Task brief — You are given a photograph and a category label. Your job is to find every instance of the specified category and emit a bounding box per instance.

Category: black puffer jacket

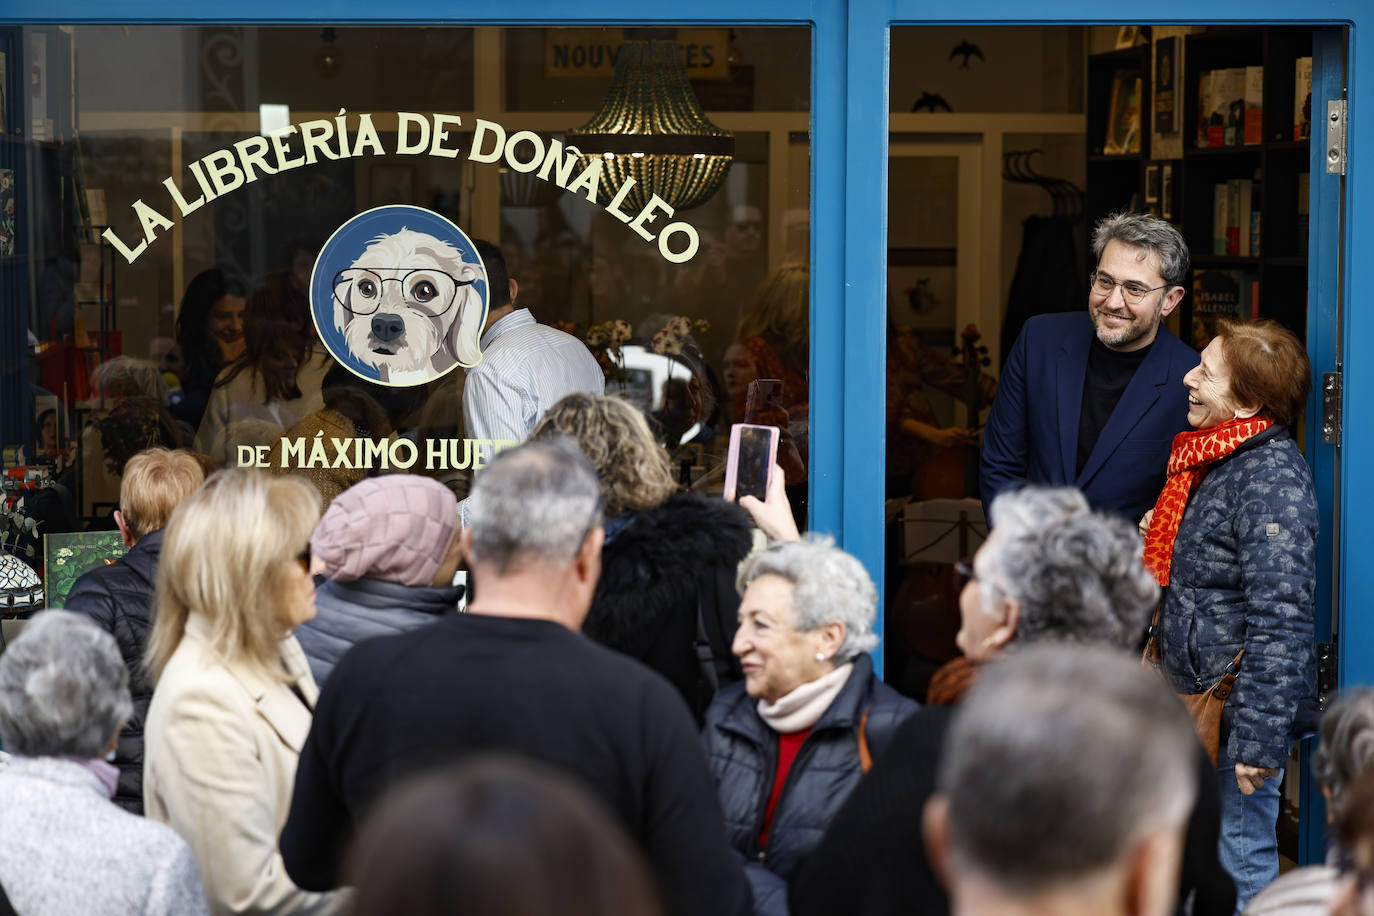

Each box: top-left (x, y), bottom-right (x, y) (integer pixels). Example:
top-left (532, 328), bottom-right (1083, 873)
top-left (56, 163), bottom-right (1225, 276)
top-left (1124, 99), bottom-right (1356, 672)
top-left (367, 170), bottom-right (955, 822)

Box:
top-left (295, 577), bottom-right (463, 687)
top-left (587, 493), bottom-right (754, 723)
top-left (701, 653), bottom-right (918, 882)
top-left (64, 530), bottom-right (162, 814)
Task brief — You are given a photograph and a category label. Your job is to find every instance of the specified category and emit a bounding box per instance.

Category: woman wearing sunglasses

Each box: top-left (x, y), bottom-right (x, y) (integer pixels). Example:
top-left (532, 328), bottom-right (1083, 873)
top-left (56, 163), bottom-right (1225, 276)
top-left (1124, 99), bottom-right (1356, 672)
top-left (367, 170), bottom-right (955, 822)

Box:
top-left (143, 468), bottom-right (345, 915)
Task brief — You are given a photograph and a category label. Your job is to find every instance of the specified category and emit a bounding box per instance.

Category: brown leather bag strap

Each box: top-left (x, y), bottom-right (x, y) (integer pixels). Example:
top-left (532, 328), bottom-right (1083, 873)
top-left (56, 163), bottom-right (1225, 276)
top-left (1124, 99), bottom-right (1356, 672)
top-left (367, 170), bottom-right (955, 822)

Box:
top-left (858, 708), bottom-right (873, 774)
top-left (1212, 649), bottom-right (1245, 701)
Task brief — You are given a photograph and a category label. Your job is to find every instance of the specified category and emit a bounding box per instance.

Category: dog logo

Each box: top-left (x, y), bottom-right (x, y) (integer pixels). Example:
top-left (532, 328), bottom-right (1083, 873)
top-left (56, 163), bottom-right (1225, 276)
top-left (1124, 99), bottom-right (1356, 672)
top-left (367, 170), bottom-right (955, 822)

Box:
top-left (310, 206), bottom-right (489, 386)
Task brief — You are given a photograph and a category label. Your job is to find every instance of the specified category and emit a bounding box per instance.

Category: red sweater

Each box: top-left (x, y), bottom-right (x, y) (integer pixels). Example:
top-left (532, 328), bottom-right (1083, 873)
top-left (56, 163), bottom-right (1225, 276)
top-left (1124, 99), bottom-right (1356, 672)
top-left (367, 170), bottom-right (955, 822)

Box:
top-left (759, 728), bottom-right (811, 849)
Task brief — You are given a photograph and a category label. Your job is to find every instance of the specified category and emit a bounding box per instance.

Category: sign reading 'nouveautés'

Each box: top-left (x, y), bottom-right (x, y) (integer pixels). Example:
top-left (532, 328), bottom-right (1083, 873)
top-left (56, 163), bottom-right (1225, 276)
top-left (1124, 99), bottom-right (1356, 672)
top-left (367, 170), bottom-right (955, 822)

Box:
top-left (544, 29), bottom-right (730, 79)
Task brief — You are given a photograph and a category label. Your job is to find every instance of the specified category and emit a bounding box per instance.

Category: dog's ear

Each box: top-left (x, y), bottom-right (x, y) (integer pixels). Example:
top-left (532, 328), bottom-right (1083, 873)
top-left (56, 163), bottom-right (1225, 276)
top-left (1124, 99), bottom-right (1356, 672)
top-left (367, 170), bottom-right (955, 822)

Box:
top-left (446, 284), bottom-right (487, 367)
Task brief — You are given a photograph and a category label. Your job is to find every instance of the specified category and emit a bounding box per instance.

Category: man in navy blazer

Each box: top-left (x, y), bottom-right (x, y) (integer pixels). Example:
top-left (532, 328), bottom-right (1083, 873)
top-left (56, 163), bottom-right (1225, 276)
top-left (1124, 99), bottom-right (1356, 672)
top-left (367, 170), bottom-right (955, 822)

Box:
top-left (981, 212), bottom-right (1198, 523)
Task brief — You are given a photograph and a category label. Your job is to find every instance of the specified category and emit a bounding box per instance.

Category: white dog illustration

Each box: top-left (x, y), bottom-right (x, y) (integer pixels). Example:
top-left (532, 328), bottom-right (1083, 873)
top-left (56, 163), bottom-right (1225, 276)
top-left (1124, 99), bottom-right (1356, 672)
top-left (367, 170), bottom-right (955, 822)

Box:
top-left (333, 228), bottom-right (487, 384)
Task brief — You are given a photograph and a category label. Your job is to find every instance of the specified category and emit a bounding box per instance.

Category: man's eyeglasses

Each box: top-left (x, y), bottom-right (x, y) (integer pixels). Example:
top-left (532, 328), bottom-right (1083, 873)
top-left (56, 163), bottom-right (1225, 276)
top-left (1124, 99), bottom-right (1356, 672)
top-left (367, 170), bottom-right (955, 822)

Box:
top-left (333, 268), bottom-right (477, 318)
top-left (954, 559), bottom-right (976, 591)
top-left (1089, 270), bottom-right (1170, 306)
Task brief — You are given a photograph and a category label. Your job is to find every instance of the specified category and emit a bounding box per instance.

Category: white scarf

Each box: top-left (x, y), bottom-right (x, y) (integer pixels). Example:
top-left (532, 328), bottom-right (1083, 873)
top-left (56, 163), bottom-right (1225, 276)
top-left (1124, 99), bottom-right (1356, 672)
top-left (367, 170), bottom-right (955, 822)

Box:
top-left (756, 662), bottom-right (854, 734)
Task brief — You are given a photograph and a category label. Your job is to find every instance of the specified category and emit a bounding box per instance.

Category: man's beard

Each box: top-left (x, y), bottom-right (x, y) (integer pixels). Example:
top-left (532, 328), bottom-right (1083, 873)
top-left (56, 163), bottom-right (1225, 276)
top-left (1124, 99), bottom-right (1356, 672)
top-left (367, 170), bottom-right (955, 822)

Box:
top-left (1090, 299), bottom-right (1161, 349)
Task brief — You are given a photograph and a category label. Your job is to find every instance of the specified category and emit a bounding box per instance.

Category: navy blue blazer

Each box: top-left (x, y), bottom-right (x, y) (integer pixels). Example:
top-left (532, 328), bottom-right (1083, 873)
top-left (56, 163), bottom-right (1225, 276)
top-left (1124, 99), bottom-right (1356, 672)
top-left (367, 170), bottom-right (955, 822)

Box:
top-left (980, 311), bottom-right (1198, 521)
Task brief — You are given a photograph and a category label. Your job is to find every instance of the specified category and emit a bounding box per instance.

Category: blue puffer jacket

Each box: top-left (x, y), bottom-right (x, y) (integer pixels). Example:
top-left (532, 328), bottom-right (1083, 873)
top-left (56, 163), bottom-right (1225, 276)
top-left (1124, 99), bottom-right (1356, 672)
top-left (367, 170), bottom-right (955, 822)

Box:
top-left (1159, 425), bottom-right (1318, 770)
top-left (701, 653), bottom-right (917, 884)
top-left (295, 577), bottom-right (463, 686)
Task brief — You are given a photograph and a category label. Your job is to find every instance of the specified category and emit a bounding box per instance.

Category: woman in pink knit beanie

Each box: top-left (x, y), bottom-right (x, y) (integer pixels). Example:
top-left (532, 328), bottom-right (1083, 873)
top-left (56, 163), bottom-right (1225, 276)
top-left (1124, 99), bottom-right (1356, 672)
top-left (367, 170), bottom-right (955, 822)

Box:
top-left (294, 475), bottom-right (464, 685)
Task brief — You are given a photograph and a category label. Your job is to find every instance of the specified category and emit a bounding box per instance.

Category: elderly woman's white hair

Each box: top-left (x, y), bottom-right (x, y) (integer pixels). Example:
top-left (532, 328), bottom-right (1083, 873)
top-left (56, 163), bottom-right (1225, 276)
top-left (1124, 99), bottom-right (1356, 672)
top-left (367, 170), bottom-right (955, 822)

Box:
top-left (737, 536), bottom-right (879, 662)
top-left (0, 611), bottom-right (132, 758)
top-left (978, 487), bottom-right (1158, 651)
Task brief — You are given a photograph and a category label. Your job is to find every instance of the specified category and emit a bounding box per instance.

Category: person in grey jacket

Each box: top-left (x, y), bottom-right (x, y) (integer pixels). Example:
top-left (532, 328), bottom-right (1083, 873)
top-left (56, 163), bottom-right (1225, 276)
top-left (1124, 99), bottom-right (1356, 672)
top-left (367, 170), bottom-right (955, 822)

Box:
top-left (0, 611), bottom-right (208, 915)
top-left (1141, 317), bottom-right (1319, 912)
top-left (701, 538), bottom-right (916, 909)
top-left (295, 474), bottom-right (465, 686)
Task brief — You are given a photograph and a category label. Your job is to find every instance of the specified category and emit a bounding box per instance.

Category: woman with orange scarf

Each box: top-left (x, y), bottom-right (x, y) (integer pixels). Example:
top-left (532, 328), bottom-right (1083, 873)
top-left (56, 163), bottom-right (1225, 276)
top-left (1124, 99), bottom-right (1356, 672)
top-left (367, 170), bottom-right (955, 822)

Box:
top-left (1141, 317), bottom-right (1318, 913)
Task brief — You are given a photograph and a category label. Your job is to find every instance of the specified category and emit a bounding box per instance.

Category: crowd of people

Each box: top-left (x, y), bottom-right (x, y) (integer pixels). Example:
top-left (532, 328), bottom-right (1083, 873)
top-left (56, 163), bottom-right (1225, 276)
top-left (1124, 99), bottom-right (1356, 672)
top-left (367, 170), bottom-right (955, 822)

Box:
top-left (0, 209), bottom-right (1361, 916)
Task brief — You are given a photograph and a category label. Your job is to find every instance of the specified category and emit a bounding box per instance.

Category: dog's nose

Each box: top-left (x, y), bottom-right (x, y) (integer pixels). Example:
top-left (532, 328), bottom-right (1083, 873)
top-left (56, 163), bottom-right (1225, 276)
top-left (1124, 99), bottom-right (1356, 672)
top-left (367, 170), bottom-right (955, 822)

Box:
top-left (372, 313), bottom-right (406, 342)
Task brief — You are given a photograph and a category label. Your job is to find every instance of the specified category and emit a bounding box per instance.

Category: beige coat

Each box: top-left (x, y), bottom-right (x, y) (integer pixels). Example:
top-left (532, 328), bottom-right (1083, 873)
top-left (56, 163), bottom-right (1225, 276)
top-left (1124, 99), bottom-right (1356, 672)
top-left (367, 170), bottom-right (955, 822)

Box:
top-left (143, 613), bottom-right (345, 916)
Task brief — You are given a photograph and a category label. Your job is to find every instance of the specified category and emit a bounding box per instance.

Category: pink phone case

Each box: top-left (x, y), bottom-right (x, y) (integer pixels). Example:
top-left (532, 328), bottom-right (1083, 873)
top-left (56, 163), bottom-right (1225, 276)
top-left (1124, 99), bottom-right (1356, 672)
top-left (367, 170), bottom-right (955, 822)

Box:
top-left (724, 423), bottom-right (780, 502)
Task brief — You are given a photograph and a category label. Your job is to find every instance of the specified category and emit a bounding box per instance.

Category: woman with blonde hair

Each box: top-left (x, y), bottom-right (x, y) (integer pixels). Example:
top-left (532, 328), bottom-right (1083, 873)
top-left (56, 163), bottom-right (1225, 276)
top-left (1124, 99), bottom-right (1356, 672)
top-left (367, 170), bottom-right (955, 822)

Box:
top-left (531, 393), bottom-right (753, 723)
top-left (143, 468), bottom-right (345, 915)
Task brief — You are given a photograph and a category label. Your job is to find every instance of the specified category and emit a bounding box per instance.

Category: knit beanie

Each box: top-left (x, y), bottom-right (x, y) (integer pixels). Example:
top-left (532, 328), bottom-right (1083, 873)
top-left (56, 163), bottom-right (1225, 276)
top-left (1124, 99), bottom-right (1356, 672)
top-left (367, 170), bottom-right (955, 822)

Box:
top-left (310, 475), bottom-right (459, 586)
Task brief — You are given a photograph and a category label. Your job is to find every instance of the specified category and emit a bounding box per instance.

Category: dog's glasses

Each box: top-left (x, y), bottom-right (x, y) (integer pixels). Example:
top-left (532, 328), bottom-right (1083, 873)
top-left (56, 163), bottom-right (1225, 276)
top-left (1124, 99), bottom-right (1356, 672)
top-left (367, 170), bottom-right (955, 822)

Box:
top-left (332, 268), bottom-right (478, 318)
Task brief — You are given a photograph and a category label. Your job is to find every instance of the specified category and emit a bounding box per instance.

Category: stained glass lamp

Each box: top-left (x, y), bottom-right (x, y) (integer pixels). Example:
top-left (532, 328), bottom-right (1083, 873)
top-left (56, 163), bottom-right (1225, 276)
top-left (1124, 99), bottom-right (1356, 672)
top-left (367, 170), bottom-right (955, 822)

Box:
top-left (567, 40), bottom-right (734, 213)
top-left (0, 553), bottom-right (42, 610)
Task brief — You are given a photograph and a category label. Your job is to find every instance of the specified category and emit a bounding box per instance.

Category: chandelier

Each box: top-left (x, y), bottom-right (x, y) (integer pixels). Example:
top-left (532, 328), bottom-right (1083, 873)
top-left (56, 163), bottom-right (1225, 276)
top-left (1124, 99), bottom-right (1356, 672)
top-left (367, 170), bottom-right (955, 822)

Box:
top-left (567, 40), bottom-right (734, 213)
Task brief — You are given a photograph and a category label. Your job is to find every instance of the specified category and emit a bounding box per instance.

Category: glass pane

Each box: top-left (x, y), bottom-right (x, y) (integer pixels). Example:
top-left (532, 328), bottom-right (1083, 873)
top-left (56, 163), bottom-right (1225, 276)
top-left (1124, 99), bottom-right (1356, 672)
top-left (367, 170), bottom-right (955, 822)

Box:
top-left (0, 24), bottom-right (811, 583)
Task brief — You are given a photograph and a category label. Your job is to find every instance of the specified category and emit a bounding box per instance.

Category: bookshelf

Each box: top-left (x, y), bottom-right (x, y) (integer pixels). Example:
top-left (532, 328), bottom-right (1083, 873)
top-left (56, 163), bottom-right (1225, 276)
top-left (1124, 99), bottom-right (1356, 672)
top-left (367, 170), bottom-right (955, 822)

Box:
top-left (1086, 27), bottom-right (1313, 347)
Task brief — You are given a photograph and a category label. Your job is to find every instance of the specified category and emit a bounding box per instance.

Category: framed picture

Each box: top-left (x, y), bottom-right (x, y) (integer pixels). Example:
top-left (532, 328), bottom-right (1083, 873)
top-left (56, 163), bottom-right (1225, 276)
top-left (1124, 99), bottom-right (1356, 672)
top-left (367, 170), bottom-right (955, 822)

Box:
top-left (1115, 26), bottom-right (1141, 50)
top-left (1145, 164), bottom-right (1161, 204)
top-left (43, 530), bottom-right (129, 609)
top-left (1161, 163), bottom-right (1175, 220)
top-left (369, 163), bottom-right (415, 208)
top-left (1103, 72), bottom-right (1143, 155)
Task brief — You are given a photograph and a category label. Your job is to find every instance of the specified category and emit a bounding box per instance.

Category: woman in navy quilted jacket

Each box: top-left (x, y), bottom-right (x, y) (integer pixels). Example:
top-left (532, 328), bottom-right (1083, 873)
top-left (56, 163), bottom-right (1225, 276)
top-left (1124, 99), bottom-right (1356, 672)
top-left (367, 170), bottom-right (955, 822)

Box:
top-left (1141, 317), bottom-right (1318, 913)
top-left (701, 538), bottom-right (916, 913)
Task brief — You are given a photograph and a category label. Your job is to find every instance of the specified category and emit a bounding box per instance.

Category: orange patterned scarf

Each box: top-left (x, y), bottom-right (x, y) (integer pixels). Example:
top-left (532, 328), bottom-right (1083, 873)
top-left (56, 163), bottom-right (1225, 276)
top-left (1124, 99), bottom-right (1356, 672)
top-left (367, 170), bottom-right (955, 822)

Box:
top-left (1142, 416), bottom-right (1273, 586)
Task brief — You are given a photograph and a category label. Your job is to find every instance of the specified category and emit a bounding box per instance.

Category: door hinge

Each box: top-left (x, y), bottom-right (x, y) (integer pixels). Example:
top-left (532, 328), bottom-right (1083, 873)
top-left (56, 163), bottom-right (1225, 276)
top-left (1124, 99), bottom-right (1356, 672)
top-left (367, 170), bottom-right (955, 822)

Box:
top-left (1322, 371), bottom-right (1342, 445)
top-left (1318, 641), bottom-right (1338, 710)
top-left (1327, 100), bottom-right (1347, 175)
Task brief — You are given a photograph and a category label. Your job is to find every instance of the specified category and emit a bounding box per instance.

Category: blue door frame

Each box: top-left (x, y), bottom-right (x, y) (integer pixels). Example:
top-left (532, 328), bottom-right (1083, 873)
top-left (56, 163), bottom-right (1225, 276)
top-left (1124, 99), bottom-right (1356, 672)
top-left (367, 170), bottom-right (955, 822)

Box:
top-left (7, 0), bottom-right (1367, 860)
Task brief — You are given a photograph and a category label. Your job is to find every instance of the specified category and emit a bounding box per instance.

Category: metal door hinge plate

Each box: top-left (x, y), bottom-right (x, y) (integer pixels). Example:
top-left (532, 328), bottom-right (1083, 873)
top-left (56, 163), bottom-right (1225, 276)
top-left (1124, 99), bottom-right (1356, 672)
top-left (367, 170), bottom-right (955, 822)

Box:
top-left (1327, 100), bottom-right (1347, 175)
top-left (1318, 642), bottom-right (1337, 710)
top-left (1322, 372), bottom-right (1342, 445)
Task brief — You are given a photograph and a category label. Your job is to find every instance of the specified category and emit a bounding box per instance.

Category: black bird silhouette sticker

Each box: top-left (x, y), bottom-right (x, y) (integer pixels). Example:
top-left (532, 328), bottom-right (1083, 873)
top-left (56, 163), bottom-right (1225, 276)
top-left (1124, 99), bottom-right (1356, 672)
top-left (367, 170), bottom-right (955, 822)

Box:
top-left (949, 40), bottom-right (985, 69)
top-left (912, 92), bottom-right (953, 113)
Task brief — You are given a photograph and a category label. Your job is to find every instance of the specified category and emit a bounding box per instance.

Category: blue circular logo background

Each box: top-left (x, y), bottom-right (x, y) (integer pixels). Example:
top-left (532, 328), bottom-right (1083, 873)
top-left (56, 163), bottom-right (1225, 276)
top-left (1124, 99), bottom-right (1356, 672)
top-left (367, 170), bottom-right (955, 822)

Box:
top-left (310, 205), bottom-right (488, 387)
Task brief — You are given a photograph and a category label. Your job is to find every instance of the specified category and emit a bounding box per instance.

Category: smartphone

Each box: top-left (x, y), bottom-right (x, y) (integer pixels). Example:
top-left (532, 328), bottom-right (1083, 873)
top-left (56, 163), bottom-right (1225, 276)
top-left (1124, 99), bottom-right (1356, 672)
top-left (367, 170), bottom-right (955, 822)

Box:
top-left (744, 378), bottom-right (783, 423)
top-left (725, 423), bottom-right (779, 502)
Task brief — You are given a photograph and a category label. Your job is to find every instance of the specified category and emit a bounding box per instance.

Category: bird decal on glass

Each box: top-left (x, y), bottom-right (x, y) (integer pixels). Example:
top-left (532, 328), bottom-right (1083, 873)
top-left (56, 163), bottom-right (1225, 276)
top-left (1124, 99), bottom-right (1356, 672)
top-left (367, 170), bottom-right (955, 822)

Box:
top-left (911, 92), bottom-right (953, 113)
top-left (948, 40), bottom-right (985, 69)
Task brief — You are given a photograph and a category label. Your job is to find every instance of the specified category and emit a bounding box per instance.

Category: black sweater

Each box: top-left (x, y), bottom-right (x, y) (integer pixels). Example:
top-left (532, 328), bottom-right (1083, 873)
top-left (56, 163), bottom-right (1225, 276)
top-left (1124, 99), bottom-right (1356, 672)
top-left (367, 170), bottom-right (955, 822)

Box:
top-left (280, 612), bottom-right (752, 916)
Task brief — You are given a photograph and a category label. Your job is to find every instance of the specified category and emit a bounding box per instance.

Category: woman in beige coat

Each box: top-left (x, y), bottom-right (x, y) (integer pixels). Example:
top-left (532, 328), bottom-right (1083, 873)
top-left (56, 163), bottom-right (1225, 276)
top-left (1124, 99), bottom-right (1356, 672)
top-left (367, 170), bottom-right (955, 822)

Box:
top-left (143, 468), bottom-right (345, 915)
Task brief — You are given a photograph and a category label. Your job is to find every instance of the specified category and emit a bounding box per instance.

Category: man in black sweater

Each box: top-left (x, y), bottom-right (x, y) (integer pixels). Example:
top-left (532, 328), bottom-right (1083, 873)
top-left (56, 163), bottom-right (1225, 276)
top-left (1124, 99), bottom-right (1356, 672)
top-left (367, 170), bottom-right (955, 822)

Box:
top-left (280, 437), bottom-right (752, 916)
top-left (64, 447), bottom-right (205, 814)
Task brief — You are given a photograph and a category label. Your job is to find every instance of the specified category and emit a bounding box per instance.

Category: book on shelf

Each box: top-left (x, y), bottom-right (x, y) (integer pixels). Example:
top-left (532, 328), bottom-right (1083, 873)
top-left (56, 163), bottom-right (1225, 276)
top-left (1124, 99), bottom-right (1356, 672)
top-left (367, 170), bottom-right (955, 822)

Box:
top-left (1294, 56), bottom-right (1313, 141)
top-left (1192, 268), bottom-right (1259, 348)
top-left (1154, 37), bottom-right (1180, 134)
top-left (1251, 209), bottom-right (1262, 258)
top-left (1212, 180), bottom-right (1255, 256)
top-left (1213, 183), bottom-right (1229, 255)
top-left (1103, 72), bottom-right (1143, 155)
top-left (1231, 179), bottom-right (1253, 256)
top-left (1209, 68), bottom-right (1245, 147)
top-left (1243, 66), bottom-right (1263, 145)
top-left (1197, 71), bottom-right (1213, 148)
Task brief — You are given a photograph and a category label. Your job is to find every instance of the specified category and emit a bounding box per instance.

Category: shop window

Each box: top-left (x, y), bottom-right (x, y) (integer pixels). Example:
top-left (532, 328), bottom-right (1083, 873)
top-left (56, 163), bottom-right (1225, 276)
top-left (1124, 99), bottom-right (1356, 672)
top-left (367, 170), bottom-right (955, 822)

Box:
top-left (1, 24), bottom-right (810, 600)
